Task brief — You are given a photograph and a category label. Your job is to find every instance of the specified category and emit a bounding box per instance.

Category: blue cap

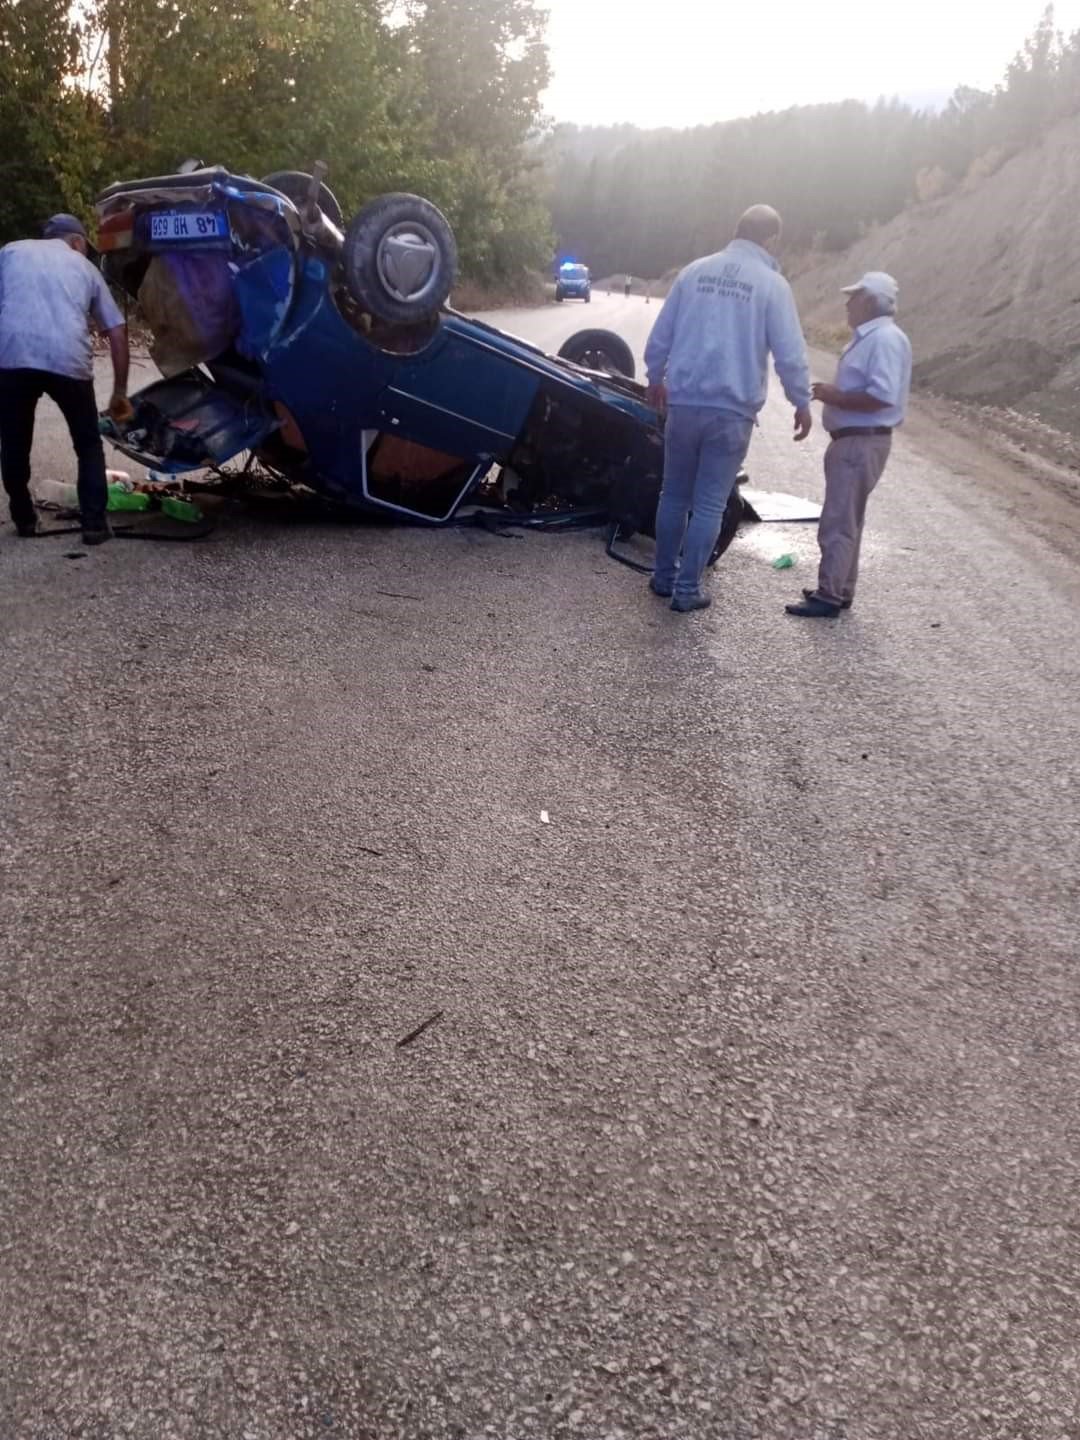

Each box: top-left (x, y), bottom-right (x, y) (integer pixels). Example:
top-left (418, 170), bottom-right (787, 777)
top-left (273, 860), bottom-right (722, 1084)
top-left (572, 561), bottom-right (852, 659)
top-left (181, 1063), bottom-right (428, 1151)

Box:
top-left (43, 213), bottom-right (88, 240)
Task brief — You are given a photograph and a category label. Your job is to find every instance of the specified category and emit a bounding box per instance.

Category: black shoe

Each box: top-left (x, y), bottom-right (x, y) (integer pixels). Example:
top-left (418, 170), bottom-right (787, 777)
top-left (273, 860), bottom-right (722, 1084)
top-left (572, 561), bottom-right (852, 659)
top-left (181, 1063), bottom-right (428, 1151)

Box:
top-left (802, 587), bottom-right (851, 610)
top-left (671, 591), bottom-right (712, 613)
top-left (648, 577), bottom-right (673, 598)
top-left (15, 517), bottom-right (40, 538)
top-left (81, 521), bottom-right (112, 547)
top-left (786, 596), bottom-right (840, 618)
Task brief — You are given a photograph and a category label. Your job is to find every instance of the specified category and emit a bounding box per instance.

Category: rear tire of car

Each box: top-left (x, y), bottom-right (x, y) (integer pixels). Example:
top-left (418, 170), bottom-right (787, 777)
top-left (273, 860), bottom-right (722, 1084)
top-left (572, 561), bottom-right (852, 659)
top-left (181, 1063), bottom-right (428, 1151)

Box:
top-left (343, 194), bottom-right (458, 326)
top-left (557, 328), bottom-right (635, 379)
top-left (262, 170), bottom-right (344, 229)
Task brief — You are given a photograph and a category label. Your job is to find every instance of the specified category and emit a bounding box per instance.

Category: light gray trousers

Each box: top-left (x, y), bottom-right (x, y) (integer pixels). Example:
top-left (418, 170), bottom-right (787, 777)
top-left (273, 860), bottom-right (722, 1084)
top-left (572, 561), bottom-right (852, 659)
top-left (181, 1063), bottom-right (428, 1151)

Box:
top-left (815, 433), bottom-right (892, 606)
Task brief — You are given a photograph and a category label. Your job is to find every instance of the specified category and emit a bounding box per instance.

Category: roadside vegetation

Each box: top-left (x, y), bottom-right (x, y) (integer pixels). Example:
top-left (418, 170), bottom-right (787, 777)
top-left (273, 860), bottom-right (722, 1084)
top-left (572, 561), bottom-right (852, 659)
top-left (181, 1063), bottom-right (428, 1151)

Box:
top-left (0, 0), bottom-right (555, 281)
top-left (544, 7), bottom-right (1080, 278)
top-left (3, 2), bottom-right (1077, 292)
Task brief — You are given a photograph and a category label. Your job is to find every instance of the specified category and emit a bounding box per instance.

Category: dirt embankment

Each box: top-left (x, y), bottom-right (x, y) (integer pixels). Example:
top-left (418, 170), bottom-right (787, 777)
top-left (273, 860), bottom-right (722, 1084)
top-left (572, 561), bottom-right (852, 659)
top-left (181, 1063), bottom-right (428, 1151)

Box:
top-left (792, 112), bottom-right (1080, 460)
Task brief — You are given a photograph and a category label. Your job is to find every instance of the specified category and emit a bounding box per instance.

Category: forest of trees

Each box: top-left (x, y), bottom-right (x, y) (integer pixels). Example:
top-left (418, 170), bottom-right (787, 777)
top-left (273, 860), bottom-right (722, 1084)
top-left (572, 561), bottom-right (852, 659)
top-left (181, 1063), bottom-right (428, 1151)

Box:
top-left (545, 8), bottom-right (1080, 280)
top-left (0, 0), bottom-right (554, 276)
top-left (2, 2), bottom-right (1078, 283)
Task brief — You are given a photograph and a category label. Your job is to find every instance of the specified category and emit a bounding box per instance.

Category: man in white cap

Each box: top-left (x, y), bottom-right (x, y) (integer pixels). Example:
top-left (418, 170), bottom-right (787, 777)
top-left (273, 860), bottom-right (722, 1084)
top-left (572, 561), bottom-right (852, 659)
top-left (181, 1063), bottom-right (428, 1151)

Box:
top-left (0, 213), bottom-right (131, 544)
top-left (785, 270), bottom-right (911, 618)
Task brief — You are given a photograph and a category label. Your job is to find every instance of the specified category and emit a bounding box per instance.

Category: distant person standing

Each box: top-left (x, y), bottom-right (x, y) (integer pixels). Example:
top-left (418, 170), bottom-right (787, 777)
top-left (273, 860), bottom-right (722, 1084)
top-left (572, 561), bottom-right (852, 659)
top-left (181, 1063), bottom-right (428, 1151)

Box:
top-left (624, 274), bottom-right (632, 298)
top-left (0, 214), bottom-right (131, 545)
top-left (785, 271), bottom-right (911, 618)
top-left (644, 204), bottom-right (813, 612)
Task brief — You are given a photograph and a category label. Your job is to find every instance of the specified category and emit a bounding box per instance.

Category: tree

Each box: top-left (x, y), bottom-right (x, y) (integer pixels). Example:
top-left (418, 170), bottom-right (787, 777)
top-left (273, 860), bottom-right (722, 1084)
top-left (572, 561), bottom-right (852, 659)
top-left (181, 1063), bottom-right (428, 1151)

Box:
top-left (398, 0), bottom-right (549, 163)
top-left (997, 5), bottom-right (1065, 143)
top-left (541, 10), bottom-right (1080, 283)
top-left (393, 0), bottom-right (554, 274)
top-left (0, 0), bottom-right (105, 240)
top-left (85, 0), bottom-right (399, 191)
top-left (67, 0), bottom-right (552, 276)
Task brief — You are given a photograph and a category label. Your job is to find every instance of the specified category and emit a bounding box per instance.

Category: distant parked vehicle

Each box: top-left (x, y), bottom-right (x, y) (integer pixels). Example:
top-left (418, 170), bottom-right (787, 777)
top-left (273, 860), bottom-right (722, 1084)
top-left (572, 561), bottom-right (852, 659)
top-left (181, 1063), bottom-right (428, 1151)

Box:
top-left (555, 262), bottom-right (591, 303)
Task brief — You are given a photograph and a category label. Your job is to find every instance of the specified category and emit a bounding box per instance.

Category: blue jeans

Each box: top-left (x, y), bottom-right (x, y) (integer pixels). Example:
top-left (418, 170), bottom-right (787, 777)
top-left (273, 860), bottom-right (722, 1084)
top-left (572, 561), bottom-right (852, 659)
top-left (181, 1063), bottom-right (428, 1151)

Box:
top-left (654, 405), bottom-right (754, 597)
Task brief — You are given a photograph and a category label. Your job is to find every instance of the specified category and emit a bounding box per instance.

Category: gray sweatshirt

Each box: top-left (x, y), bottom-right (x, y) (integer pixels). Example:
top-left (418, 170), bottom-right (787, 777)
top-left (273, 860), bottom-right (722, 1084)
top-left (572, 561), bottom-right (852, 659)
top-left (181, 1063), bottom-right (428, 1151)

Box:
top-left (644, 238), bottom-right (811, 417)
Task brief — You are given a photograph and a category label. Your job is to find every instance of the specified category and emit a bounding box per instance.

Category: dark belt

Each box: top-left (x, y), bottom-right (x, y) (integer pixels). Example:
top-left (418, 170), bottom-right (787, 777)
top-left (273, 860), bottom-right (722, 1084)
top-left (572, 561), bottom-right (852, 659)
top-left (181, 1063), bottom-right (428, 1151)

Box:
top-left (828, 426), bottom-right (892, 439)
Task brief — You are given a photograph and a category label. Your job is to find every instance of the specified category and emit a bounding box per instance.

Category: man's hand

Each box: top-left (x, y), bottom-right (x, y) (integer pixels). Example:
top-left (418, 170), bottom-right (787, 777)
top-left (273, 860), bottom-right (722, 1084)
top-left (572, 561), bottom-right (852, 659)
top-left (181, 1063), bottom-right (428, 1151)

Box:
top-left (645, 382), bottom-right (667, 415)
top-left (793, 405), bottom-right (813, 442)
top-left (106, 324), bottom-right (131, 424)
top-left (108, 392), bottom-right (135, 427)
top-left (813, 380), bottom-right (890, 414)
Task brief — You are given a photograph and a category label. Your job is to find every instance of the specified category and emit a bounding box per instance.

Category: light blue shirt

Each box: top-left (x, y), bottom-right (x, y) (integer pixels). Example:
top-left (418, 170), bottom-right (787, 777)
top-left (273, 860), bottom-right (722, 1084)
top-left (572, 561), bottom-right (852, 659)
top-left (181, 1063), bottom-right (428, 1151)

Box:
top-left (0, 238), bottom-right (124, 381)
top-left (823, 315), bottom-right (912, 432)
top-left (644, 238), bottom-right (811, 418)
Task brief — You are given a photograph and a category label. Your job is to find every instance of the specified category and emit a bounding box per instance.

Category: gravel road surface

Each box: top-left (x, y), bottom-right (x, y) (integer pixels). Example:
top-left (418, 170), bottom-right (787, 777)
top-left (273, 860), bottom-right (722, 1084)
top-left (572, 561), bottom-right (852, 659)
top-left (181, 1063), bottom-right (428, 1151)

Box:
top-left (2, 294), bottom-right (1079, 1440)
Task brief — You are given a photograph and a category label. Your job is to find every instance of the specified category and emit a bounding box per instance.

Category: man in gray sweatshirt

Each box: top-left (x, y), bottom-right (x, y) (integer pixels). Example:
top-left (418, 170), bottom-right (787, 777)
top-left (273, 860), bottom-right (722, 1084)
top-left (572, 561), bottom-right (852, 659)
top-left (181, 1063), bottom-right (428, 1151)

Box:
top-left (644, 205), bottom-right (813, 611)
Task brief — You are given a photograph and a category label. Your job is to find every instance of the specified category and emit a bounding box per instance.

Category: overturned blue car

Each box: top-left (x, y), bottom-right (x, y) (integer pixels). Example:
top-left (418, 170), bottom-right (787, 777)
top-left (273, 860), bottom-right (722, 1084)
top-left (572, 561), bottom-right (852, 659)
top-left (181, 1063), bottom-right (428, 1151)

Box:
top-left (94, 164), bottom-right (746, 551)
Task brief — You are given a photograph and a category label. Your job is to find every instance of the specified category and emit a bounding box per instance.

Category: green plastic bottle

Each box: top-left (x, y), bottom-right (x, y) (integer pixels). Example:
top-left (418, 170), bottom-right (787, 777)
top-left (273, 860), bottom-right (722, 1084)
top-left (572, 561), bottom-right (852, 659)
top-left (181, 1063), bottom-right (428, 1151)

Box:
top-left (161, 496), bottom-right (203, 523)
top-left (107, 485), bottom-right (150, 512)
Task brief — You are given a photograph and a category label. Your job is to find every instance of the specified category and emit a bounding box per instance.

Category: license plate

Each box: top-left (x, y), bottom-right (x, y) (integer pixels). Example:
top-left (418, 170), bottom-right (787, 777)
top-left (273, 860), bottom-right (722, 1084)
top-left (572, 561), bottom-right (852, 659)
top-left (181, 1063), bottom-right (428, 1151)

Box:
top-left (148, 210), bottom-right (228, 243)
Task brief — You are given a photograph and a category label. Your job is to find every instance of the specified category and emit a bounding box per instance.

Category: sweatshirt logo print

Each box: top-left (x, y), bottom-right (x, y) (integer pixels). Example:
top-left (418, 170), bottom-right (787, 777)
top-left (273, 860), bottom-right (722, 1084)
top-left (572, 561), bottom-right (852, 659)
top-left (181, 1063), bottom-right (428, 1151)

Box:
top-left (696, 262), bottom-right (754, 303)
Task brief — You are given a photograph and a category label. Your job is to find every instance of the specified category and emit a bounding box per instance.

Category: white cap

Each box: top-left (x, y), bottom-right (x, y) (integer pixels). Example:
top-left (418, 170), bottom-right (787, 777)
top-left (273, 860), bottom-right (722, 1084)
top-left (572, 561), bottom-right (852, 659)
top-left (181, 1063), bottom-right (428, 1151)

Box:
top-left (842, 271), bottom-right (899, 305)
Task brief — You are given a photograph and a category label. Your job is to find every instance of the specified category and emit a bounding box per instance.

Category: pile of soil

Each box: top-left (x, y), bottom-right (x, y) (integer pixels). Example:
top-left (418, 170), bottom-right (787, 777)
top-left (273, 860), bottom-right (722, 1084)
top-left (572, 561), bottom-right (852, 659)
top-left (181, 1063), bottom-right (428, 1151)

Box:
top-left (792, 112), bottom-right (1080, 441)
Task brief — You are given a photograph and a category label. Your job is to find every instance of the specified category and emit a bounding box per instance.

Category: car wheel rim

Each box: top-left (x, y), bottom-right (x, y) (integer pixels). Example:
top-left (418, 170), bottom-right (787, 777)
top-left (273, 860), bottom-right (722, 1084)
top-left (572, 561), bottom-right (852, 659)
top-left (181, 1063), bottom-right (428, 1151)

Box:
top-left (376, 222), bottom-right (440, 305)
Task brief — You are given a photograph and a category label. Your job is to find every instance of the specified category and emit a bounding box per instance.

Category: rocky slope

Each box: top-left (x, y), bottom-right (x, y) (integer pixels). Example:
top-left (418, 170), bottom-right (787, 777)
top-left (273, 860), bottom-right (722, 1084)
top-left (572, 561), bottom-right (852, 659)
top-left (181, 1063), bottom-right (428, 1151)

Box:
top-left (793, 112), bottom-right (1080, 439)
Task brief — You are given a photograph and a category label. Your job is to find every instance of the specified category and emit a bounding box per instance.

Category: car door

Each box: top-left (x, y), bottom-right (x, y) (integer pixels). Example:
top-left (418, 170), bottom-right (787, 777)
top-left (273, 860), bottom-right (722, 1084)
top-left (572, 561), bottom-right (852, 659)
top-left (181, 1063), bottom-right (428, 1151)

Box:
top-left (374, 322), bottom-right (538, 461)
top-left (102, 370), bottom-right (279, 474)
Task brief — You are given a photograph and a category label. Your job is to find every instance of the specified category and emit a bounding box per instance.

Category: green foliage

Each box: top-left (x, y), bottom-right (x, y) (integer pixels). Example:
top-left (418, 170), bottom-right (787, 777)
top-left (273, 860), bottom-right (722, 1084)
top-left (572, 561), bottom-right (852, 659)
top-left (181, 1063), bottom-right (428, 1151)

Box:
top-left (393, 0), bottom-right (554, 275)
top-left (8, 2), bottom-right (1074, 285)
top-left (96, 0), bottom-right (400, 190)
top-left (0, 0), bottom-right (106, 237)
top-left (1, 0), bottom-right (551, 278)
top-left (399, 0), bottom-right (549, 158)
top-left (545, 99), bottom-right (930, 278)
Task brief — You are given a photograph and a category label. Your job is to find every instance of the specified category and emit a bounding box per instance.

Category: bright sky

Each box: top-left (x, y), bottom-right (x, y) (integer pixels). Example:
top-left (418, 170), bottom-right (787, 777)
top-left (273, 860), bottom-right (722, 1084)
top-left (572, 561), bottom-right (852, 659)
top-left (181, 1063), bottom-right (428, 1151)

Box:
top-left (542, 0), bottom-right (1080, 129)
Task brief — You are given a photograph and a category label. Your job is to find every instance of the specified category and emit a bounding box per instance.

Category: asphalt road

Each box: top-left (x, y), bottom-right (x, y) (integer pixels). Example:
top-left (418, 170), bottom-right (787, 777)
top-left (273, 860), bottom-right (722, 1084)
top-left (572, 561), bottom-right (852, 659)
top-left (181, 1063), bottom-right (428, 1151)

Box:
top-left (2, 293), bottom-right (1079, 1440)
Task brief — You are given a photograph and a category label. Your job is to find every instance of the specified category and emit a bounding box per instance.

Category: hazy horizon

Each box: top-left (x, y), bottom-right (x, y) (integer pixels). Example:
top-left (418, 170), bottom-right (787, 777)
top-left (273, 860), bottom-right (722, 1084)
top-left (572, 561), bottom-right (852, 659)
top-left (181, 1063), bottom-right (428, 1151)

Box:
top-left (542, 0), bottom-right (1080, 130)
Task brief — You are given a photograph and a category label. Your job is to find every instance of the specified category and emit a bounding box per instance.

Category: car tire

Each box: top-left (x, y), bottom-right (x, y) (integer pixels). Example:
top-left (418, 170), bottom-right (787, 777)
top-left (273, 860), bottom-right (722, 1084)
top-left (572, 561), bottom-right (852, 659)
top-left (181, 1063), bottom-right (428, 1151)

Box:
top-left (555, 289), bottom-right (564, 302)
top-left (557, 328), bottom-right (635, 379)
top-left (343, 193), bottom-right (457, 326)
top-left (262, 170), bottom-right (344, 229)
top-left (584, 292), bottom-right (591, 303)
